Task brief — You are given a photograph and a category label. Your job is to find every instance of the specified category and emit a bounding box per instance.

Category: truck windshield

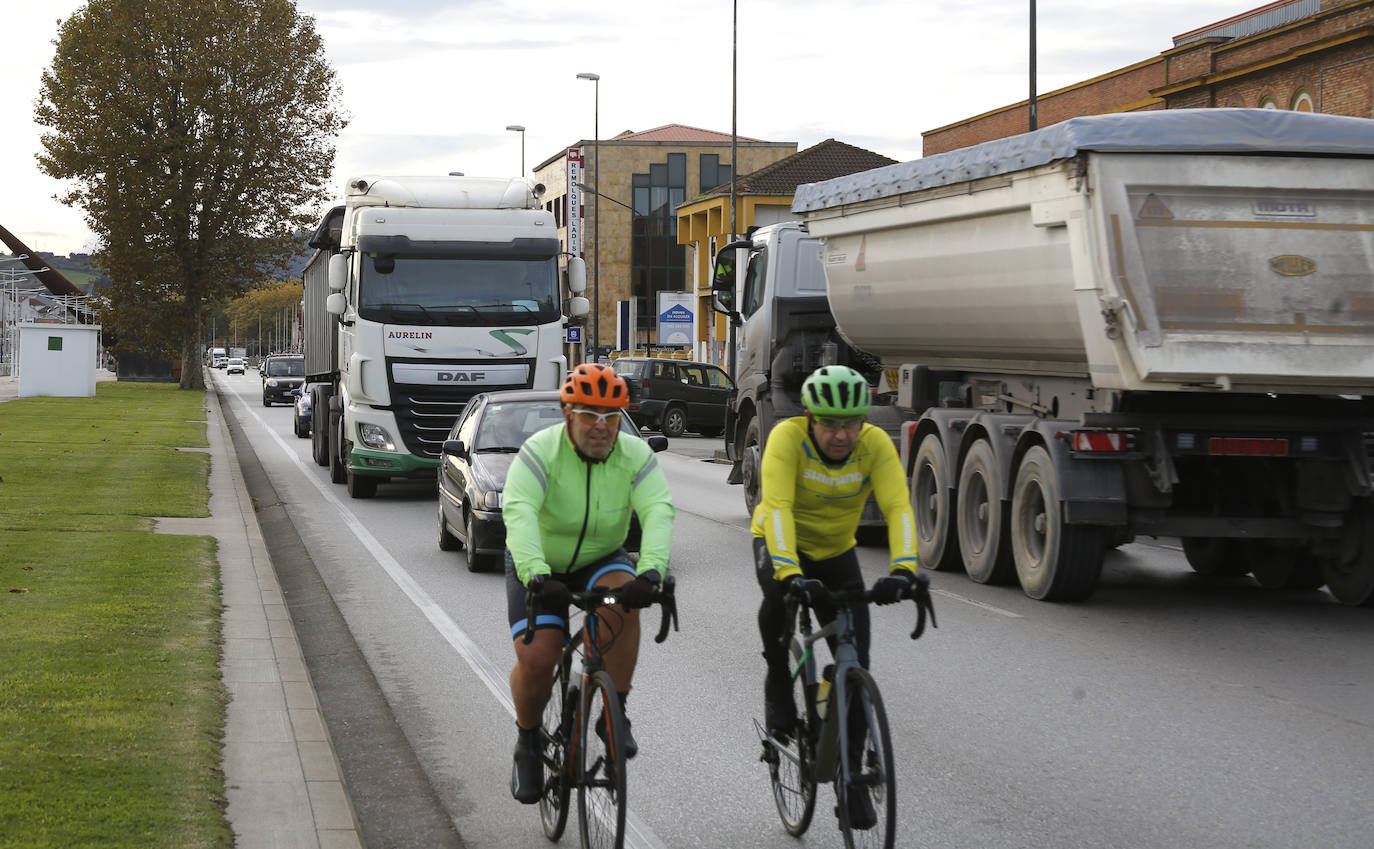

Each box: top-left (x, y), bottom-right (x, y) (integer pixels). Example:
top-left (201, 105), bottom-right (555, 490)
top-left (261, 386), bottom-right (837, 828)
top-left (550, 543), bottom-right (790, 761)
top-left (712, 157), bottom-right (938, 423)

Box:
top-left (358, 256), bottom-right (560, 326)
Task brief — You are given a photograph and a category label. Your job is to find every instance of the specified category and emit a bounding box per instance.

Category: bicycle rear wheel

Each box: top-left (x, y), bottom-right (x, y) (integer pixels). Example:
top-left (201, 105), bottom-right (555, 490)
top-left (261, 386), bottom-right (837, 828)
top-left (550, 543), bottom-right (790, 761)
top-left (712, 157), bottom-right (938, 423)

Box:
top-left (837, 667), bottom-right (896, 849)
top-left (577, 670), bottom-right (627, 849)
top-left (539, 660), bottom-right (573, 841)
top-left (766, 658), bottom-right (817, 835)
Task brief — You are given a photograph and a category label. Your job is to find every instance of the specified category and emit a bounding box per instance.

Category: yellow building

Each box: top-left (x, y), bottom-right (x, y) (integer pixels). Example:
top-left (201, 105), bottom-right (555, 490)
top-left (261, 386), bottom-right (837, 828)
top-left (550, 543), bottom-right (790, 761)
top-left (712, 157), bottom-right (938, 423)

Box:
top-left (676, 140), bottom-right (897, 363)
top-left (533, 125), bottom-right (796, 359)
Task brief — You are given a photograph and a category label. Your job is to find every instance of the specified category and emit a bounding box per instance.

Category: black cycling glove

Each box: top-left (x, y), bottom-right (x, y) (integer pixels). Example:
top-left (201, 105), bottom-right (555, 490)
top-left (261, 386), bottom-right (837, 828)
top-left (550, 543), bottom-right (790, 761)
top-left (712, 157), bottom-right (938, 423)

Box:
top-left (870, 570), bottom-right (917, 605)
top-left (528, 574), bottom-right (571, 609)
top-left (618, 572), bottom-right (660, 609)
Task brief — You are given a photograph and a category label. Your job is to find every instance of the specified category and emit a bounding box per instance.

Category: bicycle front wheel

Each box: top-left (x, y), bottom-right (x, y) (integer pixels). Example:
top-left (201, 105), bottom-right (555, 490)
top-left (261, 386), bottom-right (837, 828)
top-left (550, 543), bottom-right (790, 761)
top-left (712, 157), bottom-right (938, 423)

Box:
top-left (767, 655), bottom-right (817, 835)
top-left (577, 670), bottom-right (627, 849)
top-left (539, 660), bottom-right (573, 841)
top-left (837, 667), bottom-right (896, 849)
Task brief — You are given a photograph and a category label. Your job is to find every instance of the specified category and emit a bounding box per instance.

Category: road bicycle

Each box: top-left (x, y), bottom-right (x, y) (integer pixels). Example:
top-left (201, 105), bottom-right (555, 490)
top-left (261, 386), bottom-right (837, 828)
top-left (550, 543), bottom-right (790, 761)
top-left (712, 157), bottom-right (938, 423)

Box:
top-left (526, 575), bottom-right (678, 849)
top-left (758, 579), bottom-right (933, 849)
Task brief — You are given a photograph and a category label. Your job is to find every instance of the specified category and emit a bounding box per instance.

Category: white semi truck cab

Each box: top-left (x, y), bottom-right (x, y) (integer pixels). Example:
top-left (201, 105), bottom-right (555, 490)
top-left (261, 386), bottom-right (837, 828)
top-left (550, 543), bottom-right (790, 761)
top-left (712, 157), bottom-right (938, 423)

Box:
top-left (303, 175), bottom-right (588, 498)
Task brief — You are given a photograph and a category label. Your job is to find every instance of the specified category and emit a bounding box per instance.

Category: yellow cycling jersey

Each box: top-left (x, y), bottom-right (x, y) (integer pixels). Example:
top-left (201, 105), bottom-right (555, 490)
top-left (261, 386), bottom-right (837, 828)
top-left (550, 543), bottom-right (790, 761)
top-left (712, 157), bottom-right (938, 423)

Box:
top-left (751, 416), bottom-right (919, 580)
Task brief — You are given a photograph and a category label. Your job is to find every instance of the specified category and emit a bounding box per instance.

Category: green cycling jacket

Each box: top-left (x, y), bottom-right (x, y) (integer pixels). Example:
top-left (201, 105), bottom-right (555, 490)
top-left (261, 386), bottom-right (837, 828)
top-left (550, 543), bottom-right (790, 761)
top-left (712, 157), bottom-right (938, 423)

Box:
top-left (503, 423), bottom-right (675, 584)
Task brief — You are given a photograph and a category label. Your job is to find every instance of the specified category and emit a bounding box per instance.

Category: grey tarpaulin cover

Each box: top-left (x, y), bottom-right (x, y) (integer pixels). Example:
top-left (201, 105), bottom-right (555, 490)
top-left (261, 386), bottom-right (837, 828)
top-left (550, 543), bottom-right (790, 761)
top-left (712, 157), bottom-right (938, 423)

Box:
top-left (792, 109), bottom-right (1374, 214)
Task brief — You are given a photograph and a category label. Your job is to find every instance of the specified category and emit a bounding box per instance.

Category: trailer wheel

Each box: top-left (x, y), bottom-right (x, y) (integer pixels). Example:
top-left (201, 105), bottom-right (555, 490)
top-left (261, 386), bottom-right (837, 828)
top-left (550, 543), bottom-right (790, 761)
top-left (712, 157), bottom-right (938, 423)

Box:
top-left (1180, 537), bottom-right (1249, 577)
top-left (741, 415), bottom-right (763, 517)
top-left (329, 412), bottom-right (347, 484)
top-left (1322, 498), bottom-right (1374, 606)
top-left (1009, 445), bottom-right (1105, 601)
top-left (956, 438), bottom-right (1015, 585)
top-left (1247, 541), bottom-right (1325, 591)
top-left (311, 386), bottom-right (332, 467)
top-left (910, 434), bottom-right (962, 571)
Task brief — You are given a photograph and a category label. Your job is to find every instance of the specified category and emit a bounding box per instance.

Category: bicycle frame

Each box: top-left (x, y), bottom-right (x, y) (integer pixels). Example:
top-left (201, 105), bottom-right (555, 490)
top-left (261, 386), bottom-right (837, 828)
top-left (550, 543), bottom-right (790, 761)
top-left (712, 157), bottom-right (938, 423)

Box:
top-left (788, 601), bottom-right (869, 788)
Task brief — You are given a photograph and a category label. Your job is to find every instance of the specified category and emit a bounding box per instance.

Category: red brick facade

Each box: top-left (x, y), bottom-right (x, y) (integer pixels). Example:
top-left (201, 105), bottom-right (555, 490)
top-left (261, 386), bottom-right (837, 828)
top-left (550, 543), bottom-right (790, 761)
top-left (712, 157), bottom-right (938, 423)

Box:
top-left (924, 0), bottom-right (1374, 155)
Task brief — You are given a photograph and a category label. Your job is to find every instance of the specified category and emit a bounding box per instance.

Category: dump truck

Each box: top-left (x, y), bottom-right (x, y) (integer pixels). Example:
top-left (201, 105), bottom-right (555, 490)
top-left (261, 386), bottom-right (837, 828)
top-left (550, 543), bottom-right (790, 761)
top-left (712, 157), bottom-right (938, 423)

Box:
top-left (303, 175), bottom-right (588, 498)
top-left (718, 109), bottom-right (1374, 605)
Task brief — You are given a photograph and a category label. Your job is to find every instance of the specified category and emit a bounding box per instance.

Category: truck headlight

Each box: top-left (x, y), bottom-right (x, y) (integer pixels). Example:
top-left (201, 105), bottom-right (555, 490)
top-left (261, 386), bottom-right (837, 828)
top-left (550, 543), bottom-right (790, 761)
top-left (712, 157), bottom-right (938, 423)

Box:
top-left (357, 422), bottom-right (395, 451)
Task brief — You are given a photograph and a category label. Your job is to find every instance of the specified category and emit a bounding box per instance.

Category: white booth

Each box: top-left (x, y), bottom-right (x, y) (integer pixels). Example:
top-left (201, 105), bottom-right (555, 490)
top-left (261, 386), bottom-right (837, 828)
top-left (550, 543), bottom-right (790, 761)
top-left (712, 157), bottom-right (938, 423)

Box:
top-left (17, 322), bottom-right (103, 398)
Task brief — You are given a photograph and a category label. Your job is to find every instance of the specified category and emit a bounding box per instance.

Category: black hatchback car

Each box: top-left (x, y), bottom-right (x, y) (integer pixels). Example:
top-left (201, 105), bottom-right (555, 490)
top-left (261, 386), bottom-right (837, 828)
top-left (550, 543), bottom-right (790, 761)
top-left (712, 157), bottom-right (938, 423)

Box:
top-left (260, 355), bottom-right (305, 406)
top-left (611, 357), bottom-right (734, 438)
top-left (436, 390), bottom-right (667, 572)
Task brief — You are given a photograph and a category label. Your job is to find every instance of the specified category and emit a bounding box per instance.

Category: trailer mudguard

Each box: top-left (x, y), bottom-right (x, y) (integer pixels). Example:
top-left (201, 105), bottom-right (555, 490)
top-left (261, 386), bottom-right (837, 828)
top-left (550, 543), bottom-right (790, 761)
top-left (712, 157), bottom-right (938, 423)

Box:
top-left (1019, 420), bottom-right (1128, 525)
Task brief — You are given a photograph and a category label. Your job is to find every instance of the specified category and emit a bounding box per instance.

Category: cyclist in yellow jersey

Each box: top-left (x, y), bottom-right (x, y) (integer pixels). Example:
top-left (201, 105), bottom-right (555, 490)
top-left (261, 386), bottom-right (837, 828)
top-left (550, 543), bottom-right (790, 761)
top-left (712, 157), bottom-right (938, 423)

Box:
top-left (753, 365), bottom-right (932, 742)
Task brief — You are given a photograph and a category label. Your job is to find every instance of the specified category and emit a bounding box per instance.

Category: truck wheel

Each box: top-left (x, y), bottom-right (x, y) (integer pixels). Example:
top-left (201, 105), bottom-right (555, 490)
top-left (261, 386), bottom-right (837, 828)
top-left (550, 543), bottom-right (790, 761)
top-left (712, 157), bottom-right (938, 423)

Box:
top-left (347, 468), bottom-right (377, 499)
top-left (741, 415), bottom-right (763, 517)
top-left (956, 438), bottom-right (1016, 584)
top-left (311, 387), bottom-right (331, 467)
top-left (910, 434), bottom-right (961, 571)
top-left (1009, 445), bottom-right (1106, 601)
top-left (661, 404), bottom-right (687, 438)
top-left (1321, 498), bottom-right (1374, 606)
top-left (329, 414), bottom-right (347, 484)
top-left (1180, 537), bottom-right (1249, 577)
top-left (1248, 541), bottom-right (1325, 591)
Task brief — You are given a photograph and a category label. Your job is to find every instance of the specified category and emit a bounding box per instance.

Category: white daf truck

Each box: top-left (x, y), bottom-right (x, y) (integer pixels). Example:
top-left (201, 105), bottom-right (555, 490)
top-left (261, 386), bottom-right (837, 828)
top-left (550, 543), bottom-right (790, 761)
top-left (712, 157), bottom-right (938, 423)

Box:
top-left (719, 109), bottom-right (1374, 605)
top-left (303, 175), bottom-right (587, 498)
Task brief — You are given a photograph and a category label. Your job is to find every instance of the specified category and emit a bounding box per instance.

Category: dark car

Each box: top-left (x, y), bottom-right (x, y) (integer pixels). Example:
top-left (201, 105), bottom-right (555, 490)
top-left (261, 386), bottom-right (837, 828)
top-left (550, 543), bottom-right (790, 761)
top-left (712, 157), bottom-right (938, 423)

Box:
top-left (437, 389), bottom-right (666, 572)
top-left (260, 355), bottom-right (305, 406)
top-left (611, 357), bottom-right (734, 438)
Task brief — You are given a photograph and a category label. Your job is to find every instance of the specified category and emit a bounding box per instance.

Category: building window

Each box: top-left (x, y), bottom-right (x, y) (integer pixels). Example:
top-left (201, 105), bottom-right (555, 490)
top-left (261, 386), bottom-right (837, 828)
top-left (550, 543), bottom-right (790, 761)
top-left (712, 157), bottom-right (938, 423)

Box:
top-left (631, 153), bottom-right (688, 333)
top-left (1291, 90), bottom-right (1314, 112)
top-left (699, 153), bottom-right (732, 192)
top-left (1259, 96), bottom-right (1279, 109)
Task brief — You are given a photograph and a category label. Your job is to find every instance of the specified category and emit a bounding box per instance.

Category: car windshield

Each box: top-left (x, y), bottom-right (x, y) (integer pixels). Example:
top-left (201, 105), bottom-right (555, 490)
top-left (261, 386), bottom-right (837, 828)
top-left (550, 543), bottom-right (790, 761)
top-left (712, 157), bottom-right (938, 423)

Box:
top-left (474, 401), bottom-right (632, 451)
top-left (267, 359), bottom-right (305, 377)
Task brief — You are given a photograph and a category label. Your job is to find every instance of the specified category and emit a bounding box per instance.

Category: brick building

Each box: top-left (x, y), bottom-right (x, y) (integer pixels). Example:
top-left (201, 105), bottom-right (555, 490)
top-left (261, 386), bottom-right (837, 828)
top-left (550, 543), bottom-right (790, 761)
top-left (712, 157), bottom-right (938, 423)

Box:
top-left (924, 0), bottom-right (1374, 155)
top-left (532, 126), bottom-right (796, 357)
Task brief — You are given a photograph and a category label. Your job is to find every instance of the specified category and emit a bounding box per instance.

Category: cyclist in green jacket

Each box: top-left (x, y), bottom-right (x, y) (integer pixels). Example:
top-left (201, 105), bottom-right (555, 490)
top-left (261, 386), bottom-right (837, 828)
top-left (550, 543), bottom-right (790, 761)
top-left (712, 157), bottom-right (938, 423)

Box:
top-left (503, 362), bottom-right (675, 803)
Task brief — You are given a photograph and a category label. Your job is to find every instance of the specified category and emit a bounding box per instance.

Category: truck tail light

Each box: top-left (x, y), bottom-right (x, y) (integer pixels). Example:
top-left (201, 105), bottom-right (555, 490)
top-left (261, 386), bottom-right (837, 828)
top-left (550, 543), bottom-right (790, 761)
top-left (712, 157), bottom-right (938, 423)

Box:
top-left (1208, 437), bottom-right (1288, 457)
top-left (1070, 430), bottom-right (1134, 453)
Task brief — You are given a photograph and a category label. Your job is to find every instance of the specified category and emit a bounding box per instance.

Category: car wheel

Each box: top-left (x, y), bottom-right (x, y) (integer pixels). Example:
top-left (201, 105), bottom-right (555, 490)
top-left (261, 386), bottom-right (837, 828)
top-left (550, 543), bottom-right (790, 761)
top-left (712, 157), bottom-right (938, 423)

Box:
top-left (661, 404), bottom-right (687, 438)
top-left (262, 395), bottom-right (271, 407)
top-left (464, 511), bottom-right (486, 573)
top-left (438, 498), bottom-right (460, 552)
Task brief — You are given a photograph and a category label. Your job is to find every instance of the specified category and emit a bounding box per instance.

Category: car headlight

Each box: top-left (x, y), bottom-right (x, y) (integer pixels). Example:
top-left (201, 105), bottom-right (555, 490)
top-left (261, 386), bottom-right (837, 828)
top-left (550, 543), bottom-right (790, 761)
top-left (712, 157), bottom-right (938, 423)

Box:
top-left (357, 422), bottom-right (395, 451)
top-left (266, 378), bottom-right (279, 387)
top-left (476, 489), bottom-right (503, 510)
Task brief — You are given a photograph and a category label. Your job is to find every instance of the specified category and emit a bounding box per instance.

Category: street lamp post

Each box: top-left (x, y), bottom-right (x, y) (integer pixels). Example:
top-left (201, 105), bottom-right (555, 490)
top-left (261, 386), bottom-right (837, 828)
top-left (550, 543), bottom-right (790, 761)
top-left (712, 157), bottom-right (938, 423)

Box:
top-left (505, 124), bottom-right (526, 175)
top-left (576, 72), bottom-right (600, 361)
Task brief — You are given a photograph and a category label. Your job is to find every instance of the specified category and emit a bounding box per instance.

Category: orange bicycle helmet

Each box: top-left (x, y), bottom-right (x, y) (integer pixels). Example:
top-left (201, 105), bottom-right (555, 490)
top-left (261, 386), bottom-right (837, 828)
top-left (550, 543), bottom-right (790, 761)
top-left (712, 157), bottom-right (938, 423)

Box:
top-left (561, 363), bottom-right (629, 408)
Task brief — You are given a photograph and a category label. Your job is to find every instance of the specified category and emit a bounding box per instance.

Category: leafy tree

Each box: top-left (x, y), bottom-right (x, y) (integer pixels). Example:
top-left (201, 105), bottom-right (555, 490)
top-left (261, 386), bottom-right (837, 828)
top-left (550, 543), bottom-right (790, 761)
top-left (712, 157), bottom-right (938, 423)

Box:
top-left (226, 279), bottom-right (304, 354)
top-left (34, 0), bottom-right (343, 389)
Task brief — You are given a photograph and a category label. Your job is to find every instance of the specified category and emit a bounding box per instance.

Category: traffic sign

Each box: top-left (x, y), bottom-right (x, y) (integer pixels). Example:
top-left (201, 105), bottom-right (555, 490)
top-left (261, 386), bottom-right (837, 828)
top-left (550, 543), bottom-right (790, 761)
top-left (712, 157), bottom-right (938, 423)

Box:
top-left (565, 326), bottom-right (583, 344)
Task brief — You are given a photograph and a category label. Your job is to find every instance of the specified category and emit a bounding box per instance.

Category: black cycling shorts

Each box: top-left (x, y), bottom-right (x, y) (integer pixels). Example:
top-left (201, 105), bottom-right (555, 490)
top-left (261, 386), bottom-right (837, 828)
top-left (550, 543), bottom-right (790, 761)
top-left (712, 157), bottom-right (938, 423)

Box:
top-left (505, 548), bottom-right (636, 639)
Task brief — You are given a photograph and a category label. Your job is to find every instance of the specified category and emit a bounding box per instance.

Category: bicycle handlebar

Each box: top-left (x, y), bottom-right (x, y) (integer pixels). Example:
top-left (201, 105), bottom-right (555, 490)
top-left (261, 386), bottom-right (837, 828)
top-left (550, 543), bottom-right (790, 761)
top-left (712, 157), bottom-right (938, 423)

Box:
top-left (781, 576), bottom-right (936, 643)
top-left (521, 574), bottom-right (679, 645)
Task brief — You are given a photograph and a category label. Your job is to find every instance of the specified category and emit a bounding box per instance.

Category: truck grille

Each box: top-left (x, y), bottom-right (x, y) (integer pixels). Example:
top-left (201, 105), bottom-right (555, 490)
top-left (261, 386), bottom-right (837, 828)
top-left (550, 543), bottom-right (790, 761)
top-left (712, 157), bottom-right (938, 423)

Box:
top-left (386, 359), bottom-right (535, 459)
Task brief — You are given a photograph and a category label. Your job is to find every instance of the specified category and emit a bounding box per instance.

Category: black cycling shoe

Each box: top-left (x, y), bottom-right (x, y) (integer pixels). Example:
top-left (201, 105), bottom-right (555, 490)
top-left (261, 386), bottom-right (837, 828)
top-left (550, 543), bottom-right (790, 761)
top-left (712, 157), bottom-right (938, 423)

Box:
top-left (510, 727), bottom-right (543, 804)
top-left (595, 711), bottom-right (637, 759)
top-left (764, 670), bottom-right (797, 738)
top-left (844, 787), bottom-right (877, 831)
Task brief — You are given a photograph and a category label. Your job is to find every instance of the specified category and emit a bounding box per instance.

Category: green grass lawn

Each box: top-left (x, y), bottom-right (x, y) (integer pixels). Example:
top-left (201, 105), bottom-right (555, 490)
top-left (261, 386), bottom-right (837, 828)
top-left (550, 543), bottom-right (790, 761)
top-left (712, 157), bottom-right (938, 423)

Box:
top-left (0, 382), bottom-right (230, 848)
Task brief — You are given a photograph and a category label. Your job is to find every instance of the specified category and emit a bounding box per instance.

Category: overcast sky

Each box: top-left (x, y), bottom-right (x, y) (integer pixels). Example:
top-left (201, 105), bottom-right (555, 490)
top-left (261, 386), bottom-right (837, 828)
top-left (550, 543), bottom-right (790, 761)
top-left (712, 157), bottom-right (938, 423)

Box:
top-left (3, 0), bottom-right (1251, 257)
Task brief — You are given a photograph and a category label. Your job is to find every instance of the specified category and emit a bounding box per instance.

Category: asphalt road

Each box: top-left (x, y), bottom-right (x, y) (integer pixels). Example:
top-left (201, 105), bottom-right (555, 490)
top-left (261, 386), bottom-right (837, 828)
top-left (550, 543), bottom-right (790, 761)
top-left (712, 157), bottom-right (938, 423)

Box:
top-left (213, 369), bottom-right (1374, 849)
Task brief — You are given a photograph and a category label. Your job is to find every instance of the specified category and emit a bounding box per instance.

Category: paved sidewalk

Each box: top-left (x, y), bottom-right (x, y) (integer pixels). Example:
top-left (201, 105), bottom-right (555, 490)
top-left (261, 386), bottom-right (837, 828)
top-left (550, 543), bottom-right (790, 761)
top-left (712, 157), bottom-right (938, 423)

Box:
top-left (0, 373), bottom-right (365, 848)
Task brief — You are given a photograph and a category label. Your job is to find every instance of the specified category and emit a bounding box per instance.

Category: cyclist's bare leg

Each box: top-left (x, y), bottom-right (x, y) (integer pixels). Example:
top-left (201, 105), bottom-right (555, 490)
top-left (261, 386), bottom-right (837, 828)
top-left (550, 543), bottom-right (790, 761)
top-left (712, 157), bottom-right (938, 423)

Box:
top-left (588, 570), bottom-right (641, 693)
top-left (511, 629), bottom-right (564, 728)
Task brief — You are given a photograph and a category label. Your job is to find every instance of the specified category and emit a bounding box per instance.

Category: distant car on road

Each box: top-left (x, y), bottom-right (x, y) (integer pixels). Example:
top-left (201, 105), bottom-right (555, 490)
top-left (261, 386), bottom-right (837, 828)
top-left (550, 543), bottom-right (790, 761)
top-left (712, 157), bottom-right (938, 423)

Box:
top-left (213, 357), bottom-right (228, 369)
top-left (260, 355), bottom-right (305, 406)
top-left (436, 389), bottom-right (666, 572)
top-left (226, 357), bottom-right (246, 375)
top-left (611, 356), bottom-right (734, 437)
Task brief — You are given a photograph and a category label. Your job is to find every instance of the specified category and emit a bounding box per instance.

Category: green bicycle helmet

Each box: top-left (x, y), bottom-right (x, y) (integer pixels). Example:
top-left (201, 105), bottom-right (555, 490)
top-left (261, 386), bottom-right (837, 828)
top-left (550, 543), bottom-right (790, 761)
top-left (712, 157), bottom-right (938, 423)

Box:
top-left (801, 365), bottom-right (871, 417)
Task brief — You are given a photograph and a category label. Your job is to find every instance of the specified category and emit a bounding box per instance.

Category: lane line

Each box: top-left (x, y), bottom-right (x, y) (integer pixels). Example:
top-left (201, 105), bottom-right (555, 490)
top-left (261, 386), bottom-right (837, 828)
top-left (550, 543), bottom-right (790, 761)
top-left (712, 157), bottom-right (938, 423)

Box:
top-left (931, 588), bottom-right (1023, 618)
top-left (218, 375), bottom-right (670, 849)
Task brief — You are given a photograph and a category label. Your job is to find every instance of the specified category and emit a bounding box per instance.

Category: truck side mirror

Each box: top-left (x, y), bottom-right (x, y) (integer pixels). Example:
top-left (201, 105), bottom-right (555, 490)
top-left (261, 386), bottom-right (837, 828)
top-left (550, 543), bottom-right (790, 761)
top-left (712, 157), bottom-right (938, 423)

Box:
top-left (566, 296), bottom-right (590, 317)
top-left (326, 292), bottom-right (347, 315)
top-left (566, 257), bottom-right (587, 295)
top-left (328, 253), bottom-right (348, 291)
